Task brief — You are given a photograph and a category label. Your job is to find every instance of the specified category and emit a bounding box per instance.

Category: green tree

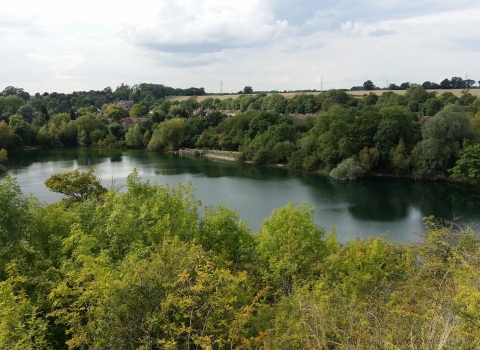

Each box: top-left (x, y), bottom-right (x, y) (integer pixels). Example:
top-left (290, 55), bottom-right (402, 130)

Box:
top-left (449, 143), bottom-right (480, 185)
top-left (243, 86), bottom-right (253, 94)
top-left (0, 121), bottom-right (15, 150)
top-left (0, 148), bottom-right (7, 164)
top-left (389, 139), bottom-right (411, 174)
top-left (44, 168), bottom-right (107, 204)
top-left (0, 95), bottom-right (25, 117)
top-left (330, 158), bottom-right (365, 180)
top-left (197, 205), bottom-right (254, 266)
top-left (424, 97), bottom-right (444, 116)
top-left (168, 104), bottom-right (189, 119)
top-left (129, 103), bottom-right (147, 117)
top-left (415, 105), bottom-right (472, 177)
top-left (358, 147), bottom-right (380, 171)
top-left (8, 114), bottom-right (35, 145)
top-left (125, 123), bottom-right (144, 148)
top-left (255, 203), bottom-right (328, 296)
top-left (17, 104), bottom-right (36, 123)
top-left (374, 106), bottom-right (417, 156)
top-left (104, 103), bottom-right (129, 122)
top-left (147, 118), bottom-right (186, 151)
top-left (363, 80), bottom-right (375, 90)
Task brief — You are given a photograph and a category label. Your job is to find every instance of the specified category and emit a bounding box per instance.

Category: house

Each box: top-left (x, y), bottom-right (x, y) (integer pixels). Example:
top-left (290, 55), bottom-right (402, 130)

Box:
top-left (117, 100), bottom-right (135, 110)
top-left (120, 117), bottom-right (149, 127)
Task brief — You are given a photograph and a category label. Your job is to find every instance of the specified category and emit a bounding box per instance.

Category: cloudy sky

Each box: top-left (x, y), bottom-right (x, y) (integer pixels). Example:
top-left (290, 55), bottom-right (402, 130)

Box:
top-left (1, 0), bottom-right (479, 94)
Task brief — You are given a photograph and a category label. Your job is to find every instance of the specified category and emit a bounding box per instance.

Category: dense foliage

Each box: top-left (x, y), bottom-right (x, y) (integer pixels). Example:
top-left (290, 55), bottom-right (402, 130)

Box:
top-left (2, 84), bottom-right (480, 185)
top-left (1, 170), bottom-right (480, 348)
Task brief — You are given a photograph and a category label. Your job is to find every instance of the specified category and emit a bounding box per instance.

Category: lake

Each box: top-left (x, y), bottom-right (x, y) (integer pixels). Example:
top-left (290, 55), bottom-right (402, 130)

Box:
top-left (3, 148), bottom-right (480, 242)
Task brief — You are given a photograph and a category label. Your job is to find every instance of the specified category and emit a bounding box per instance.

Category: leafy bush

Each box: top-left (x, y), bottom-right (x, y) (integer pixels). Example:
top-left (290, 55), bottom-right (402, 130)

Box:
top-left (329, 158), bottom-right (365, 180)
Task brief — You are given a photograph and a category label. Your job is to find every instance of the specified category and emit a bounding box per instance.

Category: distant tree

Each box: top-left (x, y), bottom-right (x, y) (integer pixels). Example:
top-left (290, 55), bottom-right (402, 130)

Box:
top-left (364, 92), bottom-right (378, 106)
top-left (243, 86), bottom-right (253, 94)
top-left (450, 77), bottom-right (465, 89)
top-left (168, 104), bottom-right (189, 118)
top-left (415, 105), bottom-right (472, 177)
top-left (440, 78), bottom-right (451, 89)
top-left (449, 143), bottom-right (480, 186)
top-left (108, 122), bottom-right (123, 140)
top-left (70, 107), bottom-right (76, 120)
top-left (41, 105), bottom-right (50, 121)
top-left (0, 148), bottom-right (7, 164)
top-left (17, 104), bottom-right (35, 123)
top-left (1, 86), bottom-right (30, 100)
top-left (104, 103), bottom-right (129, 121)
top-left (465, 79), bottom-right (476, 88)
top-left (129, 103), bottom-right (147, 117)
top-left (388, 83), bottom-right (400, 90)
top-left (125, 123), bottom-right (144, 148)
top-left (422, 81), bottom-right (433, 89)
top-left (363, 80), bottom-right (375, 90)
top-left (330, 158), bottom-right (365, 180)
top-left (424, 97), bottom-right (444, 116)
top-left (399, 82), bottom-right (410, 90)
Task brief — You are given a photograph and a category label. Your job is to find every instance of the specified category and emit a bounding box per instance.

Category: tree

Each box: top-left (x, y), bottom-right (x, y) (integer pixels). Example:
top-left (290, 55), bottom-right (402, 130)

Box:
top-left (147, 118), bottom-right (186, 151)
top-left (465, 79), bottom-right (476, 88)
top-left (440, 78), bottom-right (451, 89)
top-left (129, 103), bottom-right (147, 117)
top-left (0, 95), bottom-right (25, 117)
top-left (330, 158), bottom-right (365, 180)
top-left (374, 106), bottom-right (417, 156)
top-left (104, 103), bottom-right (129, 122)
top-left (364, 92), bottom-right (378, 106)
top-left (168, 104), bottom-right (189, 119)
top-left (17, 104), bottom-right (36, 123)
top-left (108, 122), bottom-right (123, 140)
top-left (449, 143), bottom-right (480, 186)
top-left (424, 97), bottom-right (444, 116)
top-left (243, 86), bottom-right (253, 94)
top-left (0, 148), bottom-right (7, 164)
top-left (358, 147), bottom-right (380, 171)
top-left (125, 123), bottom-right (143, 148)
top-left (415, 105), bottom-right (472, 177)
top-left (363, 80), bottom-right (375, 90)
top-left (389, 139), bottom-right (411, 174)
top-left (450, 77), bottom-right (465, 89)
top-left (44, 168), bottom-right (107, 203)
top-left (255, 202), bottom-right (328, 296)
top-left (196, 205), bottom-right (254, 266)
top-left (0, 121), bottom-right (15, 150)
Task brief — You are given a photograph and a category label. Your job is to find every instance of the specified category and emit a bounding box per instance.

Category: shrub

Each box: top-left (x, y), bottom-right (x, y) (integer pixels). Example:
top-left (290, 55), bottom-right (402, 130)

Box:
top-left (329, 158), bottom-right (365, 180)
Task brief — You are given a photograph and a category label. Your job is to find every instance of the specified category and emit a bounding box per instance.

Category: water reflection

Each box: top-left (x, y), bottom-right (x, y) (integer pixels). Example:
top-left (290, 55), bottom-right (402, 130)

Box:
top-left (4, 148), bottom-right (480, 242)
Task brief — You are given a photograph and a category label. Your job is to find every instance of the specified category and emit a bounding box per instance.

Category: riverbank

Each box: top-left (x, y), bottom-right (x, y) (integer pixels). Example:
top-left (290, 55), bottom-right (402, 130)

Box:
top-left (202, 150), bottom-right (239, 162)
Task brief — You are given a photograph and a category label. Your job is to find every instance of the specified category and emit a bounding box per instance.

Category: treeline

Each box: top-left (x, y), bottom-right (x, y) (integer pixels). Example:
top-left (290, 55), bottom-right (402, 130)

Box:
top-left (2, 86), bottom-right (480, 185)
top-left (353, 76), bottom-right (479, 91)
top-left (1, 170), bottom-right (480, 348)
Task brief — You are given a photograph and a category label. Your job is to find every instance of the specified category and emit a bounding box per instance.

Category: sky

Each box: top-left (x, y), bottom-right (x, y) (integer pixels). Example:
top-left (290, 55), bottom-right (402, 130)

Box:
top-left (1, 0), bottom-right (479, 94)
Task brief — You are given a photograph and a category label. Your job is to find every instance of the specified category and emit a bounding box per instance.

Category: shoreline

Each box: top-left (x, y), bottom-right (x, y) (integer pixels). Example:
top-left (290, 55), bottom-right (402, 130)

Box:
top-left (15, 146), bottom-right (477, 188)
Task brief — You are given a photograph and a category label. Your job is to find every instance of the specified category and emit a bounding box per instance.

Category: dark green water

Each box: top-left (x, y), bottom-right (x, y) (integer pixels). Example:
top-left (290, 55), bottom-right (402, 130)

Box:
top-left (3, 148), bottom-right (480, 242)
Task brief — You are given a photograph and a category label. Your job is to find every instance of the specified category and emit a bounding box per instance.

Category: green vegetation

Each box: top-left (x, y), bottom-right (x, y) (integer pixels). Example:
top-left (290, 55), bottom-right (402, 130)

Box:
top-left (0, 148), bottom-right (7, 172)
top-left (2, 83), bottom-right (480, 185)
top-left (1, 169), bottom-right (480, 348)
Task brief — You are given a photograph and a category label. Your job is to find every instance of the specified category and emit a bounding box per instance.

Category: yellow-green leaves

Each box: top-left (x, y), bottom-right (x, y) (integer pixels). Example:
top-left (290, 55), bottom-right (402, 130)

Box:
top-left (44, 168), bottom-right (107, 204)
top-left (255, 202), bottom-right (327, 296)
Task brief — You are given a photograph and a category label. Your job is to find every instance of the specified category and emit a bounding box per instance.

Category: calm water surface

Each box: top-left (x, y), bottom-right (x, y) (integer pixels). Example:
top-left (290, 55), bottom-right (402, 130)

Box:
top-left (4, 148), bottom-right (480, 242)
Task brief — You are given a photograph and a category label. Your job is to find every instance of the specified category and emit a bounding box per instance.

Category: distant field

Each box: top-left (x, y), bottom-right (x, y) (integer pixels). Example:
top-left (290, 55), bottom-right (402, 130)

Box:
top-left (165, 89), bottom-right (480, 102)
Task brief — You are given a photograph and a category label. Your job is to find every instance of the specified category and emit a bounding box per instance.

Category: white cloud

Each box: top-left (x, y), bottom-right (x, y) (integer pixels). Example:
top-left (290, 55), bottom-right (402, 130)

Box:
top-left (120, 0), bottom-right (288, 54)
top-left (0, 0), bottom-right (479, 93)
